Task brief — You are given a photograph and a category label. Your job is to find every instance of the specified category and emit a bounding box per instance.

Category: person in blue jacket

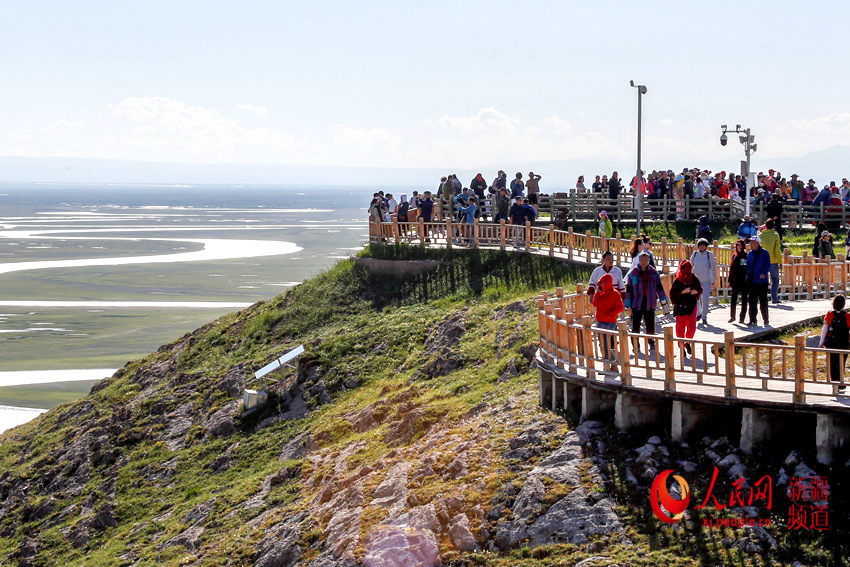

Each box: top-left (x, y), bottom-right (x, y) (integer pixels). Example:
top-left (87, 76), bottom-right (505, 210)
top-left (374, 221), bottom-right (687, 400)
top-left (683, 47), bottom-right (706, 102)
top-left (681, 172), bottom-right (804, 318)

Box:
top-left (737, 215), bottom-right (758, 240)
top-left (745, 236), bottom-right (771, 327)
top-left (457, 197), bottom-right (477, 245)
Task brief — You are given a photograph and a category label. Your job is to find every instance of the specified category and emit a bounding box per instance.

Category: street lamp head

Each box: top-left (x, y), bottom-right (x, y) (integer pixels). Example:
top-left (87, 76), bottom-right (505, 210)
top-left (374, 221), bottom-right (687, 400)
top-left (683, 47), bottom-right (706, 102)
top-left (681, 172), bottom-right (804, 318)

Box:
top-left (630, 80), bottom-right (635, 87)
top-left (638, 85), bottom-right (647, 94)
top-left (720, 133), bottom-right (728, 146)
top-left (736, 124), bottom-right (741, 130)
top-left (721, 124), bottom-right (728, 130)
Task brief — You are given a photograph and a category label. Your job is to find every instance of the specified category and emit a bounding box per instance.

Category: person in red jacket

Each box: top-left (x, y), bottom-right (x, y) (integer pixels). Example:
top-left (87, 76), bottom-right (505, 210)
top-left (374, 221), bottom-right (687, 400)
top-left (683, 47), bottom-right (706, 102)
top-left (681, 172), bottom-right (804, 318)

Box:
top-left (593, 272), bottom-right (625, 372)
top-left (670, 259), bottom-right (702, 356)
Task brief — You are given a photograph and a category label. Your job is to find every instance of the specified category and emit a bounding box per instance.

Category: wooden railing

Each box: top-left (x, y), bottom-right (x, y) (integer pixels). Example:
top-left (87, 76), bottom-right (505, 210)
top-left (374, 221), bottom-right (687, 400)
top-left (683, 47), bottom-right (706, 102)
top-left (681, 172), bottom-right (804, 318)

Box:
top-left (370, 218), bottom-right (850, 302)
top-left (537, 288), bottom-right (848, 407)
top-left (427, 192), bottom-right (850, 226)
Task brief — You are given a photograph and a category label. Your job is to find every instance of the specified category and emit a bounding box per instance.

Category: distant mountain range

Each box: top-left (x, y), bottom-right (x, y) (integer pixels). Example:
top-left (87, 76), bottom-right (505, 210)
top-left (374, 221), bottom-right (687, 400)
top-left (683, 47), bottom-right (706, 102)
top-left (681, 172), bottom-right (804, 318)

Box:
top-left (1, 146), bottom-right (849, 189)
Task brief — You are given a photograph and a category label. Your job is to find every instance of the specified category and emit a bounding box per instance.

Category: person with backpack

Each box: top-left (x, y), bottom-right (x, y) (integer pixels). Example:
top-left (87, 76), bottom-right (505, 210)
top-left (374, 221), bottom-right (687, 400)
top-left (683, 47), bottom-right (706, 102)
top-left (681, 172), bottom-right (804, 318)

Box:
top-left (689, 238), bottom-right (717, 325)
top-left (728, 239), bottom-right (749, 323)
top-left (669, 259), bottom-right (702, 356)
top-left (819, 294), bottom-right (850, 393)
top-left (696, 216), bottom-right (713, 242)
top-left (592, 272), bottom-right (625, 373)
top-left (510, 172), bottom-right (525, 198)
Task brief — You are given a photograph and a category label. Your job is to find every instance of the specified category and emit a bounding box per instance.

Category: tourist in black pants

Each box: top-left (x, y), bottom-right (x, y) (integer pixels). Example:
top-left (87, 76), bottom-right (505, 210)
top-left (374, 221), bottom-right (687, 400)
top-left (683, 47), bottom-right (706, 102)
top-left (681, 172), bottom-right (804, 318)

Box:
top-left (624, 251), bottom-right (669, 352)
top-left (819, 294), bottom-right (850, 393)
top-left (745, 237), bottom-right (770, 327)
top-left (728, 239), bottom-right (749, 323)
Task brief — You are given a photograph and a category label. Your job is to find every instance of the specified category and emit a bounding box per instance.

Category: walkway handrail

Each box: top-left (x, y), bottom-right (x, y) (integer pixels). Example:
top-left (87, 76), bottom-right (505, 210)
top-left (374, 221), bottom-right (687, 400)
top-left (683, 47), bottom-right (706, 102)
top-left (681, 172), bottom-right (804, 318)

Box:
top-left (369, 218), bottom-right (850, 303)
top-left (428, 192), bottom-right (849, 226)
top-left (536, 293), bottom-right (848, 409)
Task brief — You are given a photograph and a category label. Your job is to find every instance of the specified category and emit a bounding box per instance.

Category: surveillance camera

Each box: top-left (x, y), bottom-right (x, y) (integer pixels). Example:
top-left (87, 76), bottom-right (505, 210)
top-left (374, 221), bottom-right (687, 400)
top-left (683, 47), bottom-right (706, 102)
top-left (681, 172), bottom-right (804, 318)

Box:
top-left (720, 133), bottom-right (728, 146)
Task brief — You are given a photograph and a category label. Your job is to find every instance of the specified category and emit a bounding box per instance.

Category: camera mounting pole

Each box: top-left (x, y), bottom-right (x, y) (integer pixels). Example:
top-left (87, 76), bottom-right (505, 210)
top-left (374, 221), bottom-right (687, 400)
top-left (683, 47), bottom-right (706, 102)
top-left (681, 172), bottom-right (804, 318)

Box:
top-left (720, 124), bottom-right (756, 218)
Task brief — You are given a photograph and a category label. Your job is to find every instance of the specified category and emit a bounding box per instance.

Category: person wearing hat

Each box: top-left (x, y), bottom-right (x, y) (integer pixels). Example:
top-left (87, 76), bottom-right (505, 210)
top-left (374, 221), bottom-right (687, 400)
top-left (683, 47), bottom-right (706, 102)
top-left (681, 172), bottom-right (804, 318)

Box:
top-left (737, 215), bottom-right (758, 240)
top-left (624, 251), bottom-right (669, 354)
top-left (819, 230), bottom-right (836, 260)
top-left (689, 238), bottom-right (717, 325)
top-left (746, 236), bottom-right (771, 327)
top-left (598, 210), bottom-right (613, 239)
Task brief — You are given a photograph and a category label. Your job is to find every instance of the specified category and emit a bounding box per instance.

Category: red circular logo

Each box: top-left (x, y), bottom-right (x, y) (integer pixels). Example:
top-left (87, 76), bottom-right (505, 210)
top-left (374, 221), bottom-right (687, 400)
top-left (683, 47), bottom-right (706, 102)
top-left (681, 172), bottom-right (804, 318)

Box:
top-left (650, 469), bottom-right (690, 523)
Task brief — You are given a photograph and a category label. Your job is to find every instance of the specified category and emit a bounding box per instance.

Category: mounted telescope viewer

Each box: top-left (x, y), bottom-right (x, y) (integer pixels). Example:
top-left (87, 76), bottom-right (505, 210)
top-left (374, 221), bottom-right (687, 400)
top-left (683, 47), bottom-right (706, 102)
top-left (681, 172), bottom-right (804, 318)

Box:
top-left (243, 344), bottom-right (305, 413)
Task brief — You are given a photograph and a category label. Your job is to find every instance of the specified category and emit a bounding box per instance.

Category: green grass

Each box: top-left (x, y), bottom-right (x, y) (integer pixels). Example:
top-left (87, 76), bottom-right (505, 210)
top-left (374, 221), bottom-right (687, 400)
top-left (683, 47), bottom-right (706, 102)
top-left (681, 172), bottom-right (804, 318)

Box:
top-left (0, 245), bottom-right (837, 566)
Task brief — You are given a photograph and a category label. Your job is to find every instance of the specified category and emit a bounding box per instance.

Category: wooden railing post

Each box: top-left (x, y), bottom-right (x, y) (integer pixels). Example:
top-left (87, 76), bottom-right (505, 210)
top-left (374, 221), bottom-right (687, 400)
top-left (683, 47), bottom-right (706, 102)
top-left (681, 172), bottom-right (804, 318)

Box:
top-left (549, 224), bottom-right (555, 257)
top-left (568, 228), bottom-right (574, 260)
top-left (803, 251), bottom-right (813, 300)
top-left (615, 232), bottom-right (622, 263)
top-left (663, 326), bottom-right (675, 392)
top-left (446, 217), bottom-right (453, 250)
top-left (473, 217), bottom-right (479, 249)
top-left (585, 231), bottom-right (592, 263)
top-left (500, 219), bottom-right (506, 251)
top-left (565, 313), bottom-right (576, 372)
top-left (581, 316), bottom-right (596, 380)
top-left (794, 333), bottom-right (806, 404)
top-left (724, 331), bottom-right (737, 398)
top-left (661, 236), bottom-right (668, 268)
top-left (575, 283), bottom-right (586, 318)
top-left (842, 254), bottom-right (849, 295)
top-left (418, 217), bottom-right (425, 247)
top-left (617, 321), bottom-right (631, 385)
top-left (525, 221), bottom-right (531, 253)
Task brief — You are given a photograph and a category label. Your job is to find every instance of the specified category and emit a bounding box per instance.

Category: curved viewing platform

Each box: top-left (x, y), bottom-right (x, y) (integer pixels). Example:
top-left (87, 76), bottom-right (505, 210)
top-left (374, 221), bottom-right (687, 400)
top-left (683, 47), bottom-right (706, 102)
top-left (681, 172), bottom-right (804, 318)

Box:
top-left (369, 216), bottom-right (850, 466)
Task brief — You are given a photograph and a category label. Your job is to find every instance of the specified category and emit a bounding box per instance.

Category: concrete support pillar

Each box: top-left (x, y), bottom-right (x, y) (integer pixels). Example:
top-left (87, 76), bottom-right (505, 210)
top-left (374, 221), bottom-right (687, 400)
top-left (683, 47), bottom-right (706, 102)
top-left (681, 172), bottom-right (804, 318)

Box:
top-left (672, 401), bottom-right (741, 443)
top-left (740, 407), bottom-right (813, 454)
top-left (539, 369), bottom-right (553, 409)
top-left (564, 380), bottom-right (583, 416)
top-left (816, 413), bottom-right (850, 466)
top-left (552, 375), bottom-right (564, 411)
top-left (581, 386), bottom-right (616, 421)
top-left (614, 392), bottom-right (670, 431)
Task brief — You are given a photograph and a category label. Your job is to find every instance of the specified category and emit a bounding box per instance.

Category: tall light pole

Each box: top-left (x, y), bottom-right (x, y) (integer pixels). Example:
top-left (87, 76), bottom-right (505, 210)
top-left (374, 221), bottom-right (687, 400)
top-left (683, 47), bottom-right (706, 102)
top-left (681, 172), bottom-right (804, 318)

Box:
top-left (720, 124), bottom-right (757, 218)
top-left (630, 80), bottom-right (647, 234)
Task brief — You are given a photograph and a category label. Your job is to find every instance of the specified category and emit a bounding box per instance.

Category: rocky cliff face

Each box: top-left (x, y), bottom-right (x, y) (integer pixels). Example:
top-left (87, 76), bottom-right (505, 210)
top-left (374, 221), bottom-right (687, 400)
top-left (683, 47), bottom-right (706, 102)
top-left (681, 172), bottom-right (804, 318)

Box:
top-left (0, 258), bottom-right (630, 566)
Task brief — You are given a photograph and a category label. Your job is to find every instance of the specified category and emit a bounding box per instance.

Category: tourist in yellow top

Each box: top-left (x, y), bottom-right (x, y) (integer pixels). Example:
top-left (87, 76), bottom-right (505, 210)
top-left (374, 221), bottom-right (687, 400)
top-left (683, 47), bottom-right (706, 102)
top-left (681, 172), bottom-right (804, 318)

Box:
top-left (759, 219), bottom-right (782, 303)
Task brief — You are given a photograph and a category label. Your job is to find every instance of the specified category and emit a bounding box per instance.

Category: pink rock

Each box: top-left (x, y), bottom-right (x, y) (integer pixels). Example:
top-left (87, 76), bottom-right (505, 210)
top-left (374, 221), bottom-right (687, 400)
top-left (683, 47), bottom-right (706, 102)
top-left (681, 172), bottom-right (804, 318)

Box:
top-left (364, 526), bottom-right (441, 567)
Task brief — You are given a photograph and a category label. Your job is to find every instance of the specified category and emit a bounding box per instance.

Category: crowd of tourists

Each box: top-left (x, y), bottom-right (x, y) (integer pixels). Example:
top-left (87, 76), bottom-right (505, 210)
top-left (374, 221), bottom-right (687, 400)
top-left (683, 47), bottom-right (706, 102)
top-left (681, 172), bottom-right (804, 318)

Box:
top-left (586, 215), bottom-right (850, 389)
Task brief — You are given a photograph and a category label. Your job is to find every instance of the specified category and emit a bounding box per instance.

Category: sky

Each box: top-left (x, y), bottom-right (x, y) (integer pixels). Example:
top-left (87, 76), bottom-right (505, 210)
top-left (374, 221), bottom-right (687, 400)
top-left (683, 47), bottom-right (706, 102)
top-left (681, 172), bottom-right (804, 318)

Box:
top-left (2, 0), bottom-right (850, 184)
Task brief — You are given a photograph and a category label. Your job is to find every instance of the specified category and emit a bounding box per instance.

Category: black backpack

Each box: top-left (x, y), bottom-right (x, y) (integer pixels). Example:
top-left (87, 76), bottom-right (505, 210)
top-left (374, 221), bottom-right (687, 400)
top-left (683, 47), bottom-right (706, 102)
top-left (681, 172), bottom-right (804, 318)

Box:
top-left (826, 310), bottom-right (850, 348)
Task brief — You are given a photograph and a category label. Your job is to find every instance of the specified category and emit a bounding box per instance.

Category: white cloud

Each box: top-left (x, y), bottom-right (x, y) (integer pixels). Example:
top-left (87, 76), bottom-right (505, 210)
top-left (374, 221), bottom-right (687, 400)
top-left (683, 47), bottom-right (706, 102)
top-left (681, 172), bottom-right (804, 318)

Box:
top-left (438, 107), bottom-right (520, 136)
top-left (236, 103), bottom-right (269, 118)
top-left (659, 118), bottom-right (674, 126)
top-left (104, 97), bottom-right (315, 163)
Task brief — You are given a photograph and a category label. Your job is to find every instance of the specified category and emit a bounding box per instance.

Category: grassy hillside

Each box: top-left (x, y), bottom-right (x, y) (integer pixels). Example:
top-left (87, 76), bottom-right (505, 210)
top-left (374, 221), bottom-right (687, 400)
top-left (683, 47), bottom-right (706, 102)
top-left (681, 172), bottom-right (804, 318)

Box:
top-left (0, 245), bottom-right (839, 566)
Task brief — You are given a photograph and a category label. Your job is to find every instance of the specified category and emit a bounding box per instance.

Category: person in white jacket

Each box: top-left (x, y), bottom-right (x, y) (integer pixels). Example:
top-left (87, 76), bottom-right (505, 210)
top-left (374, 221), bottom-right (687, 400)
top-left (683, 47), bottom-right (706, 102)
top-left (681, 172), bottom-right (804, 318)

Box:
top-left (689, 238), bottom-right (717, 325)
